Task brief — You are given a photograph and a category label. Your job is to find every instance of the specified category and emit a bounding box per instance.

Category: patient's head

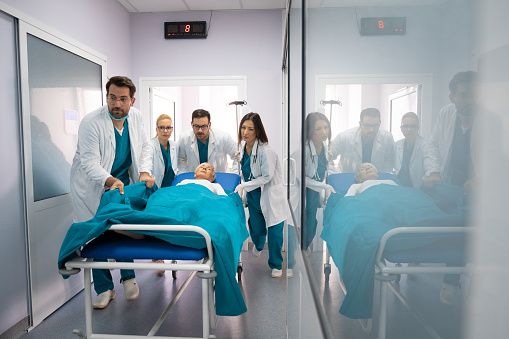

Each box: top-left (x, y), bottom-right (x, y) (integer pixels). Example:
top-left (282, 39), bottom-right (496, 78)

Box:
top-left (194, 163), bottom-right (216, 182)
top-left (355, 163), bottom-right (378, 183)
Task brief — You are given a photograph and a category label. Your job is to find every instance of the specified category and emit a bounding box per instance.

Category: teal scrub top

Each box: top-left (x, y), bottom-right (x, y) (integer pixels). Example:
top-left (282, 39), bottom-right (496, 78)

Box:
top-left (111, 120), bottom-right (132, 186)
top-left (197, 139), bottom-right (209, 164)
top-left (160, 142), bottom-right (175, 187)
top-left (315, 148), bottom-right (327, 182)
top-left (241, 147), bottom-right (261, 202)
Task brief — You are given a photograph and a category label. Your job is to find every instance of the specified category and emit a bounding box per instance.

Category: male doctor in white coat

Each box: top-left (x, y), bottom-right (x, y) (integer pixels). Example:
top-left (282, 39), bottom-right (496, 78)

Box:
top-left (177, 109), bottom-right (238, 173)
top-left (330, 107), bottom-right (395, 173)
top-left (70, 75), bottom-right (150, 309)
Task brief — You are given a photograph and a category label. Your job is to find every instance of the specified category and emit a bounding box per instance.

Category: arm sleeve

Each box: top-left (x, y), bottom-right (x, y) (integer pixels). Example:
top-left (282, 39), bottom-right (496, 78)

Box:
top-left (79, 120), bottom-right (111, 186)
top-left (139, 140), bottom-right (154, 174)
top-left (242, 147), bottom-right (275, 192)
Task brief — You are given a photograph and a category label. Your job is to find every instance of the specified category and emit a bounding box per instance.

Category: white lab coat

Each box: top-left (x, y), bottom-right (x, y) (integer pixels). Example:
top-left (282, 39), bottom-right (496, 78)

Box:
top-left (139, 137), bottom-right (179, 188)
top-left (177, 128), bottom-right (237, 173)
top-left (394, 136), bottom-right (432, 188)
top-left (330, 126), bottom-right (395, 173)
top-left (236, 140), bottom-right (286, 227)
top-left (288, 141), bottom-right (336, 211)
top-left (70, 105), bottom-right (150, 222)
top-left (428, 103), bottom-right (486, 184)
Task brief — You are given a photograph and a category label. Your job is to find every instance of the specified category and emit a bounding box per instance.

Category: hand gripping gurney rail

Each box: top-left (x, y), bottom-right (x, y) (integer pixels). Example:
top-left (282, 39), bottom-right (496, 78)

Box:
top-left (322, 173), bottom-right (472, 339)
top-left (58, 172), bottom-right (242, 339)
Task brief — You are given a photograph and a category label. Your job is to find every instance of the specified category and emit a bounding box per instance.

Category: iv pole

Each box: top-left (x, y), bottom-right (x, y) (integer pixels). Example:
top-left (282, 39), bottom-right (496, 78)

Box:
top-left (227, 100), bottom-right (247, 174)
top-left (320, 99), bottom-right (342, 152)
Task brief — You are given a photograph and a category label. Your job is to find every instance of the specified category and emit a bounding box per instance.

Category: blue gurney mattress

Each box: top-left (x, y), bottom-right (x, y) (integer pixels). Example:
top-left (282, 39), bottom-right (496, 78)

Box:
top-left (58, 181), bottom-right (249, 316)
top-left (321, 182), bottom-right (467, 319)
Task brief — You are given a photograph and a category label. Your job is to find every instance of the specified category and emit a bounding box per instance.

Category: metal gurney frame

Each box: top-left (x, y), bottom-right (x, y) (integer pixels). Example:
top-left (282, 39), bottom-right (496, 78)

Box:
top-left (323, 173), bottom-right (472, 339)
top-left (60, 224), bottom-right (218, 339)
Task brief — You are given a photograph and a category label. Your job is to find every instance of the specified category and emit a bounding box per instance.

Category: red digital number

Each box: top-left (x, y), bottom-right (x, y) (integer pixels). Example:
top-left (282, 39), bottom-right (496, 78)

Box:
top-left (379, 21), bottom-right (384, 29)
top-left (185, 24), bottom-right (191, 33)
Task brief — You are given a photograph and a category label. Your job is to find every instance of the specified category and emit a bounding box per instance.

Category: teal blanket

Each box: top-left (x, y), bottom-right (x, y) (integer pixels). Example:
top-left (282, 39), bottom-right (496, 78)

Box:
top-left (58, 182), bottom-right (249, 316)
top-left (321, 183), bottom-right (466, 319)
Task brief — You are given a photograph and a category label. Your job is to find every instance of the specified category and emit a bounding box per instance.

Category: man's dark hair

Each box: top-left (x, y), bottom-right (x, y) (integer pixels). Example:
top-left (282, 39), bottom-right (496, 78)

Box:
top-left (192, 109), bottom-right (211, 123)
top-left (449, 71), bottom-right (478, 95)
top-left (360, 108), bottom-right (381, 121)
top-left (106, 76), bottom-right (136, 98)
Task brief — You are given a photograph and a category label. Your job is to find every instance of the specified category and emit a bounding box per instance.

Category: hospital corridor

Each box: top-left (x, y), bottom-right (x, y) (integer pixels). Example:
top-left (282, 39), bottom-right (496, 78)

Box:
top-left (1, 1), bottom-right (509, 339)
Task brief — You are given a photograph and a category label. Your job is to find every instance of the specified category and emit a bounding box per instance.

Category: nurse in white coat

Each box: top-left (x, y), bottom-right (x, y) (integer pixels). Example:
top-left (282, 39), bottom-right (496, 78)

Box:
top-left (394, 112), bottom-right (432, 188)
top-left (177, 109), bottom-right (237, 173)
top-left (139, 114), bottom-right (179, 189)
top-left (234, 113), bottom-right (286, 278)
top-left (297, 113), bottom-right (336, 251)
top-left (70, 76), bottom-right (150, 309)
top-left (330, 108), bottom-right (395, 173)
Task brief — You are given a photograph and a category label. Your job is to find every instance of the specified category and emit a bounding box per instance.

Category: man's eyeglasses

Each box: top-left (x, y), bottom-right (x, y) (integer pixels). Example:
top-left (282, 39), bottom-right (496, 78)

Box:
top-left (361, 122), bottom-right (381, 130)
top-left (108, 95), bottom-right (131, 104)
top-left (401, 124), bottom-right (418, 130)
top-left (158, 126), bottom-right (173, 131)
top-left (192, 124), bottom-right (210, 130)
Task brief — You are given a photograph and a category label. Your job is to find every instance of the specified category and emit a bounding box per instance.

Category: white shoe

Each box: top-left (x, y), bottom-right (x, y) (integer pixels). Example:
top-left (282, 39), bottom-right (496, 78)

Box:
top-left (123, 278), bottom-right (139, 301)
top-left (272, 268), bottom-right (282, 278)
top-left (152, 259), bottom-right (165, 276)
top-left (252, 246), bottom-right (261, 258)
top-left (440, 283), bottom-right (459, 305)
top-left (92, 290), bottom-right (115, 309)
top-left (287, 268), bottom-right (293, 278)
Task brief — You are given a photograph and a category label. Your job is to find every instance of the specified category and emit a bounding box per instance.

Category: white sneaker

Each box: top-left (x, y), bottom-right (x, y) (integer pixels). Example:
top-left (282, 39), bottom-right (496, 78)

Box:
top-left (252, 246), bottom-right (261, 257)
top-left (271, 268), bottom-right (282, 278)
top-left (287, 268), bottom-right (293, 278)
top-left (440, 283), bottom-right (459, 305)
top-left (122, 278), bottom-right (139, 301)
top-left (152, 259), bottom-right (165, 276)
top-left (92, 290), bottom-right (115, 309)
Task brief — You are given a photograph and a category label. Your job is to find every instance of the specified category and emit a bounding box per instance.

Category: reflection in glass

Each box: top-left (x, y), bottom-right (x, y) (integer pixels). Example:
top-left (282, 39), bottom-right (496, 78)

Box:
top-left (27, 34), bottom-right (102, 201)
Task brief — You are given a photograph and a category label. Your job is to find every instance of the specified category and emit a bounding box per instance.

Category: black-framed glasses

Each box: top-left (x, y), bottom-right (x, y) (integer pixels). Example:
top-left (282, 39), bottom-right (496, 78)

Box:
top-left (108, 95), bottom-right (131, 104)
top-left (192, 124), bottom-right (210, 130)
top-left (158, 126), bottom-right (174, 131)
top-left (361, 122), bottom-right (380, 129)
top-left (401, 124), bottom-right (418, 129)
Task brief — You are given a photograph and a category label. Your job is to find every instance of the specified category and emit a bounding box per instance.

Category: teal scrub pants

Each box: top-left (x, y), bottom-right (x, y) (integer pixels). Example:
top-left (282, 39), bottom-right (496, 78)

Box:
top-left (247, 188), bottom-right (284, 270)
top-left (92, 232), bottom-right (135, 295)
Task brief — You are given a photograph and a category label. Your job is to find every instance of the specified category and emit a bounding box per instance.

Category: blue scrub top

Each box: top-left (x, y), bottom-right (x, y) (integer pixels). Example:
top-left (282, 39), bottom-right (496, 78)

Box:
top-left (111, 120), bottom-right (132, 186)
top-left (315, 148), bottom-right (327, 182)
top-left (397, 142), bottom-right (414, 187)
top-left (241, 147), bottom-right (261, 202)
top-left (160, 142), bottom-right (175, 188)
top-left (197, 138), bottom-right (209, 164)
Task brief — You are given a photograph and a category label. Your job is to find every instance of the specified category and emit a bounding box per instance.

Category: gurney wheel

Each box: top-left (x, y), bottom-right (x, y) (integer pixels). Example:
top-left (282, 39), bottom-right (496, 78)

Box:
top-left (237, 264), bottom-right (243, 281)
top-left (171, 260), bottom-right (177, 279)
top-left (324, 263), bottom-right (331, 283)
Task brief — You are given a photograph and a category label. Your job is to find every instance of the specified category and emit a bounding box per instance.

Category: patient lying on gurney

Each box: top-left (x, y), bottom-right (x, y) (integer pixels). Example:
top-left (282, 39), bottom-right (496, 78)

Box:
top-left (345, 162), bottom-right (398, 196)
top-left (177, 163), bottom-right (227, 196)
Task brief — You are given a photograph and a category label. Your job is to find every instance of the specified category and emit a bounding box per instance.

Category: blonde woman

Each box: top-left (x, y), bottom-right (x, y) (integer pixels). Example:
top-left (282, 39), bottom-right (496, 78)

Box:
top-left (139, 114), bottom-right (178, 188)
top-left (139, 114), bottom-right (179, 276)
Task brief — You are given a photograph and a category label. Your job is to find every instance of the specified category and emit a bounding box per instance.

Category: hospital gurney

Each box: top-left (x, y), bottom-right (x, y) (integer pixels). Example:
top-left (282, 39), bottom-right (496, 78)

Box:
top-left (322, 173), bottom-right (471, 339)
top-left (58, 172), bottom-right (243, 339)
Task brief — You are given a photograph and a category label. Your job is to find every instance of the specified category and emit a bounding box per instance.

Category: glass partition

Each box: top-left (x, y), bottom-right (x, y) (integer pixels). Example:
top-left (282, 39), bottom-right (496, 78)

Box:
top-left (286, 0), bottom-right (509, 338)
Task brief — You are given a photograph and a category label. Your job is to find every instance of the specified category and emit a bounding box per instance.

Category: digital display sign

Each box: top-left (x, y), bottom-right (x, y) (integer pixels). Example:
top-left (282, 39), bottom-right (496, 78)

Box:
top-left (164, 21), bottom-right (207, 39)
top-left (360, 17), bottom-right (406, 36)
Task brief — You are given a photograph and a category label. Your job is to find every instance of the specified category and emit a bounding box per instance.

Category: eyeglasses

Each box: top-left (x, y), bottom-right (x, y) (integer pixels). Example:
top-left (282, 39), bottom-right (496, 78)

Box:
top-left (192, 124), bottom-right (210, 130)
top-left (361, 122), bottom-right (380, 129)
top-left (401, 124), bottom-right (418, 129)
top-left (158, 126), bottom-right (173, 131)
top-left (108, 95), bottom-right (131, 104)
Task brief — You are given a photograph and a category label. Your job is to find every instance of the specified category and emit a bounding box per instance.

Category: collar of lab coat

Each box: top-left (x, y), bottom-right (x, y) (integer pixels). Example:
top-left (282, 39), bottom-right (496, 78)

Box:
top-left (355, 126), bottom-right (382, 156)
top-left (191, 128), bottom-right (216, 158)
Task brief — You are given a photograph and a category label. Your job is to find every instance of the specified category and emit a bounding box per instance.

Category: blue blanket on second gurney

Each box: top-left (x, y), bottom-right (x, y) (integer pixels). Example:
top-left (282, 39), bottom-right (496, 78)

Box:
top-left (58, 182), bottom-right (249, 316)
top-left (321, 183), bottom-right (466, 319)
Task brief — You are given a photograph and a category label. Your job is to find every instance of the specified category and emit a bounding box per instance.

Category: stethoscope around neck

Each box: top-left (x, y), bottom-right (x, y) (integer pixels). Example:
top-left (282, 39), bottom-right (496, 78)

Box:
top-left (243, 142), bottom-right (259, 180)
top-left (308, 142), bottom-right (325, 181)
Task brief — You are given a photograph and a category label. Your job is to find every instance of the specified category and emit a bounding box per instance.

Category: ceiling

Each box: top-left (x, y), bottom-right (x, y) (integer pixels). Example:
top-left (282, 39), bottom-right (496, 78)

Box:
top-left (117, 0), bottom-right (448, 13)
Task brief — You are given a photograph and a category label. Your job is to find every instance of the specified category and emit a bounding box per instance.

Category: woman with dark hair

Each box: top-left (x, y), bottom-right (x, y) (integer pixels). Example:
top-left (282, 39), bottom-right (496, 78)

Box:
top-left (234, 113), bottom-right (286, 278)
top-left (302, 112), bottom-right (336, 252)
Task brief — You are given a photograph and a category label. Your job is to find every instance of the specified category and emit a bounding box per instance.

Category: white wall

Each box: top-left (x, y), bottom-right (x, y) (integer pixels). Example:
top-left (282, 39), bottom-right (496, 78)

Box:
top-left (129, 10), bottom-right (284, 156)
